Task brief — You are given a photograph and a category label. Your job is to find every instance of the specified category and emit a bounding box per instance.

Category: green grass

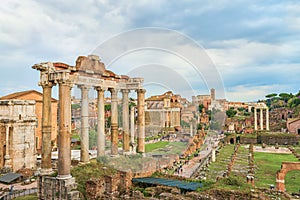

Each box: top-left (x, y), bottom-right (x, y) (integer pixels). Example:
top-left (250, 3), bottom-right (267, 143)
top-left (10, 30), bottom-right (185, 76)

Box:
top-left (206, 144), bottom-right (235, 181)
top-left (285, 170), bottom-right (300, 193)
top-left (145, 141), bottom-right (188, 155)
top-left (254, 152), bottom-right (298, 192)
top-left (14, 195), bottom-right (38, 200)
top-left (294, 146), bottom-right (300, 154)
top-left (145, 141), bottom-right (170, 152)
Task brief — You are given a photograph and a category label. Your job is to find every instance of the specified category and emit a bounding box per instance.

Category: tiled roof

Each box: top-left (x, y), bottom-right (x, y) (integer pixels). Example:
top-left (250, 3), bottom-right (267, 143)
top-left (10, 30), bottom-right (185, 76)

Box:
top-left (0, 90), bottom-right (57, 102)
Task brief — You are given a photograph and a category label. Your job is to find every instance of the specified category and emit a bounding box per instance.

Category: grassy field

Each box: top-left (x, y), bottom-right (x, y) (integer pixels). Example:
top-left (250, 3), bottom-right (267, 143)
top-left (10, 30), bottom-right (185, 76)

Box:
top-left (14, 195), bottom-right (38, 200)
top-left (145, 141), bottom-right (187, 155)
top-left (254, 152), bottom-right (299, 193)
top-left (294, 146), bottom-right (300, 154)
top-left (145, 141), bottom-right (170, 152)
top-left (206, 144), bottom-right (235, 181)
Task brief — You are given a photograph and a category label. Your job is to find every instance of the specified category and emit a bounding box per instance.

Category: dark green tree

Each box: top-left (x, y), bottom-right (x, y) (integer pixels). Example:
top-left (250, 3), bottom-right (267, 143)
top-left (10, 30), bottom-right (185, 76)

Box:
top-left (226, 108), bottom-right (237, 118)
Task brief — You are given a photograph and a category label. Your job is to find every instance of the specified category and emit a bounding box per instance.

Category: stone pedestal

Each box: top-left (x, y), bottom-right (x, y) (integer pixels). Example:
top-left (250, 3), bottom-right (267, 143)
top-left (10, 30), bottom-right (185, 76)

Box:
top-left (38, 176), bottom-right (80, 200)
top-left (212, 148), bottom-right (216, 162)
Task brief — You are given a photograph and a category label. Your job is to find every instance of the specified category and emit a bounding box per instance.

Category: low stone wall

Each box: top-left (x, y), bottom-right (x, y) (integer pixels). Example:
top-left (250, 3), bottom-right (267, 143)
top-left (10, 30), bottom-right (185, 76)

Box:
top-left (240, 137), bottom-right (257, 144)
top-left (258, 134), bottom-right (298, 145)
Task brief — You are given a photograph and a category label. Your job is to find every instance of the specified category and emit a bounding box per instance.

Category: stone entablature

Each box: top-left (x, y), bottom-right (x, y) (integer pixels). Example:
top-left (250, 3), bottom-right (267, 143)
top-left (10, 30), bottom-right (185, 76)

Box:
top-left (0, 100), bottom-right (37, 172)
top-left (33, 55), bottom-right (146, 198)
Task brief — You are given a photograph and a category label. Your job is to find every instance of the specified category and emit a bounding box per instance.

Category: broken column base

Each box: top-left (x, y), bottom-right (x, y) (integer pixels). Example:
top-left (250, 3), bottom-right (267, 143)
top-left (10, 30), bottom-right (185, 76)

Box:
top-left (38, 175), bottom-right (80, 200)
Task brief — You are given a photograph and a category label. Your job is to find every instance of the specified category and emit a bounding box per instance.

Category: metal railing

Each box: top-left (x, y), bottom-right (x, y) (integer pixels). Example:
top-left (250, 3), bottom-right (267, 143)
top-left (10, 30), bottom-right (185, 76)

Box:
top-left (0, 188), bottom-right (38, 200)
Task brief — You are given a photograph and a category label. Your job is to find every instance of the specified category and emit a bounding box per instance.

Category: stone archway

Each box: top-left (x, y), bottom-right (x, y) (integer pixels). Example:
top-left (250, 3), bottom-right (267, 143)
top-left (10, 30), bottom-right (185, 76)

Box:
top-left (276, 162), bottom-right (300, 192)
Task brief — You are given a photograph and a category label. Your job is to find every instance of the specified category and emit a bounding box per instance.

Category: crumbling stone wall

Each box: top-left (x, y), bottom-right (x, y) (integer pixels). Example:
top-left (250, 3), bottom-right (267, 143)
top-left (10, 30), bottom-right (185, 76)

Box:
top-left (86, 170), bottom-right (133, 200)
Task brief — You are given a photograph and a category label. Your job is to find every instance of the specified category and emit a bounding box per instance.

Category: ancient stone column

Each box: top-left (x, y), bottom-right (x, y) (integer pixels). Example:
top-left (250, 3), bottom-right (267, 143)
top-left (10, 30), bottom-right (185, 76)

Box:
top-left (254, 108), bottom-right (257, 130)
top-left (266, 108), bottom-right (269, 131)
top-left (130, 106), bottom-right (135, 144)
top-left (41, 82), bottom-right (54, 174)
top-left (109, 88), bottom-right (119, 156)
top-left (96, 87), bottom-right (105, 156)
top-left (130, 106), bottom-right (136, 153)
top-left (79, 85), bottom-right (90, 163)
top-left (137, 89), bottom-right (145, 153)
top-left (260, 108), bottom-right (263, 130)
top-left (57, 80), bottom-right (72, 179)
top-left (122, 89), bottom-right (130, 153)
top-left (4, 125), bottom-right (11, 169)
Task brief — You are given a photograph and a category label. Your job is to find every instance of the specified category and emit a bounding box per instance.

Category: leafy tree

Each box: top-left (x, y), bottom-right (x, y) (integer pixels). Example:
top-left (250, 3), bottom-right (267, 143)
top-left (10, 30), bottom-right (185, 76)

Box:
top-left (105, 104), bottom-right (111, 111)
top-left (279, 93), bottom-right (292, 102)
top-left (287, 97), bottom-right (300, 108)
top-left (265, 93), bottom-right (277, 98)
top-left (198, 104), bottom-right (205, 112)
top-left (197, 124), bottom-right (202, 130)
top-left (237, 107), bottom-right (245, 112)
top-left (226, 108), bottom-right (237, 118)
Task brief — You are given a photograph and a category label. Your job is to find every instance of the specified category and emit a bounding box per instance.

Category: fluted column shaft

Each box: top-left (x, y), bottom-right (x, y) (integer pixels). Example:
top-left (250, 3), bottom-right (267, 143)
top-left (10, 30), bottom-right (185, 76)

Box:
top-left (254, 108), bottom-right (257, 130)
top-left (41, 83), bottom-right (53, 174)
top-left (57, 82), bottom-right (72, 179)
top-left (96, 87), bottom-right (105, 156)
top-left (109, 88), bottom-right (118, 156)
top-left (122, 90), bottom-right (130, 152)
top-left (137, 89), bottom-right (145, 153)
top-left (79, 85), bottom-right (90, 163)
top-left (260, 108), bottom-right (263, 130)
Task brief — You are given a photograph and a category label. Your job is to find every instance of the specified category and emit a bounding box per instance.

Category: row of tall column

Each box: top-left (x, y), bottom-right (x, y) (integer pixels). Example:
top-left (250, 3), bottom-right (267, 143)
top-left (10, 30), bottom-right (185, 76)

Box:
top-left (40, 79), bottom-right (145, 178)
top-left (254, 107), bottom-right (269, 131)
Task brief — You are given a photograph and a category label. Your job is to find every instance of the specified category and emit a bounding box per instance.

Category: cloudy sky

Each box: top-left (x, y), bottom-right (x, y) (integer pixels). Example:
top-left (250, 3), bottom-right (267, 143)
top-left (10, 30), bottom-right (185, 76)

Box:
top-left (1, 0), bottom-right (299, 102)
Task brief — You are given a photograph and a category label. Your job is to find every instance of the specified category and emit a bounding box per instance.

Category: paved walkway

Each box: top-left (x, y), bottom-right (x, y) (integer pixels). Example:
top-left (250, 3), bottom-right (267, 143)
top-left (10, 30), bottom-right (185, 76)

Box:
top-left (174, 135), bottom-right (217, 178)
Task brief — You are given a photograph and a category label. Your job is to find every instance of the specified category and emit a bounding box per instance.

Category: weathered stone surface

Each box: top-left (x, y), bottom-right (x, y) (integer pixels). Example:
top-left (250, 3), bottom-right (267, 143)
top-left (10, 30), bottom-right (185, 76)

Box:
top-left (0, 100), bottom-right (37, 172)
top-left (38, 176), bottom-right (80, 200)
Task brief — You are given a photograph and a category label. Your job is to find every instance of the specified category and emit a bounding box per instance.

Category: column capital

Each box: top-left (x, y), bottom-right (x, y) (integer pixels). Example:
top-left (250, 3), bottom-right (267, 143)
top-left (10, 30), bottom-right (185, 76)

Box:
top-left (77, 84), bottom-right (91, 90)
top-left (95, 86), bottom-right (106, 92)
top-left (121, 89), bottom-right (130, 94)
top-left (40, 81), bottom-right (55, 88)
top-left (109, 88), bottom-right (119, 93)
top-left (136, 89), bottom-right (146, 94)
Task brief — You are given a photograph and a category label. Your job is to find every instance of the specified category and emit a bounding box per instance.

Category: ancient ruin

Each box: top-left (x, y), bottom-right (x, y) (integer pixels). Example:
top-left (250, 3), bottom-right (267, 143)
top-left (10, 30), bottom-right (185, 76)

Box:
top-left (276, 162), bottom-right (300, 192)
top-left (0, 100), bottom-right (37, 172)
top-left (248, 102), bottom-right (270, 131)
top-left (33, 55), bottom-right (146, 199)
